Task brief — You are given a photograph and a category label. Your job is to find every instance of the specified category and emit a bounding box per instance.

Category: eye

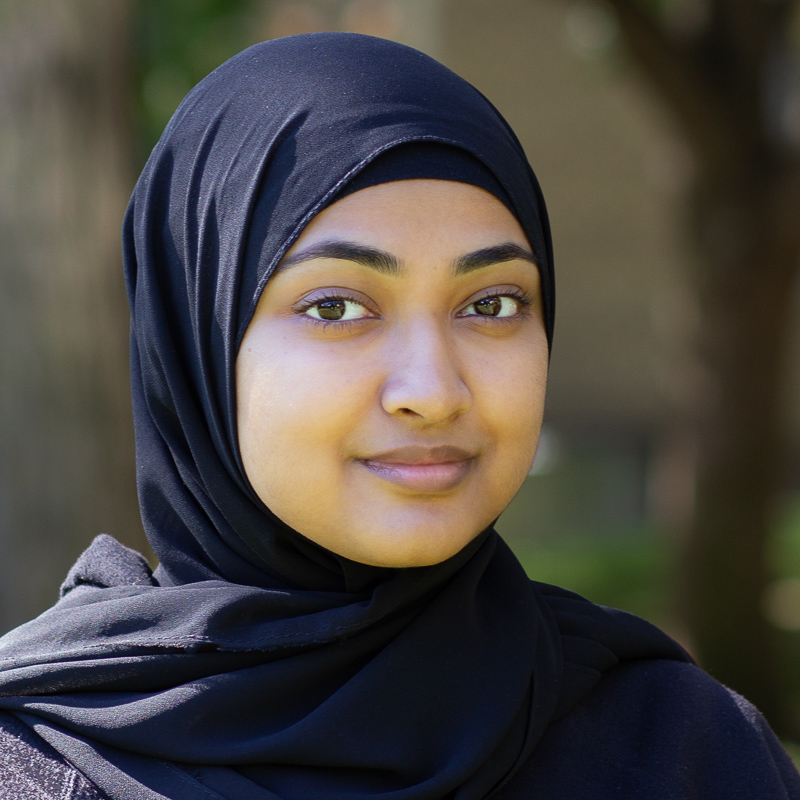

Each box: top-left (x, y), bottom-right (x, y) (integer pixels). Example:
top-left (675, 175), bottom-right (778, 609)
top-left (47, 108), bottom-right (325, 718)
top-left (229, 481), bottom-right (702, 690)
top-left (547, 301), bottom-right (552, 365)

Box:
top-left (461, 294), bottom-right (522, 318)
top-left (303, 297), bottom-right (371, 322)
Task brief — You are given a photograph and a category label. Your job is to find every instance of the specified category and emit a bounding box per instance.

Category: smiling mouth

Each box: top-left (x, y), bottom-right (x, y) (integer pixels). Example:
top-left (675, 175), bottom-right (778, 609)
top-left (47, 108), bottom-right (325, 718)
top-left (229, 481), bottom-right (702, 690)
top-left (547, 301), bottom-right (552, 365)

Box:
top-left (358, 445), bottom-right (475, 493)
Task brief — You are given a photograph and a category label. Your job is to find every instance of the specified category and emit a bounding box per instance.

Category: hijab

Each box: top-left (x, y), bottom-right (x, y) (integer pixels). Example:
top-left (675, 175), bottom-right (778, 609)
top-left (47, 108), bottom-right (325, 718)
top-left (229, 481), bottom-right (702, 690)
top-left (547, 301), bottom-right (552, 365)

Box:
top-left (0, 33), bottom-right (688, 799)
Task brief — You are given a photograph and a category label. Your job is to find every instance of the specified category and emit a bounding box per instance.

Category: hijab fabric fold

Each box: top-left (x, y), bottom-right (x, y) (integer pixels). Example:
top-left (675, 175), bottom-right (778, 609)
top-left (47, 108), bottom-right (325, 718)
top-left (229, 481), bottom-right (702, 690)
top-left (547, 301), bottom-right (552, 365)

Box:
top-left (0, 34), bottom-right (689, 799)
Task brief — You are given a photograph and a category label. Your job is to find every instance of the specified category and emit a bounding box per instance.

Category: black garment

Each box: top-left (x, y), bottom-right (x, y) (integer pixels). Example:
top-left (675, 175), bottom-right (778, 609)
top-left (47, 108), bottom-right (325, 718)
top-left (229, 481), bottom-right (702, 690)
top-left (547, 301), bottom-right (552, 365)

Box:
top-left (0, 605), bottom-right (798, 799)
top-left (0, 32), bottom-right (792, 800)
top-left (0, 711), bottom-right (106, 799)
top-left (495, 659), bottom-right (800, 799)
top-left (2, 663), bottom-right (798, 800)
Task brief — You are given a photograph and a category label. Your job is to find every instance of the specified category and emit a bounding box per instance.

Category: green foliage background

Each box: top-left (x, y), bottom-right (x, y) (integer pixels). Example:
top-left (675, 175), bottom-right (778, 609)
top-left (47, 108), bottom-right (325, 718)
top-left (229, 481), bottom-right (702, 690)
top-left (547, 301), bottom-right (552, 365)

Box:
top-left (133, 0), bottom-right (258, 161)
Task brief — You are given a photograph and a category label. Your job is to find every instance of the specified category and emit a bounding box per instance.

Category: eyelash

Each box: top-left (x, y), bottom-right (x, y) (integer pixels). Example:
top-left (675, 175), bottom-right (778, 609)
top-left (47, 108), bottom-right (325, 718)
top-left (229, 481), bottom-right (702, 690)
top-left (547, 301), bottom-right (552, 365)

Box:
top-left (461, 288), bottom-right (535, 319)
top-left (293, 288), bottom-right (535, 328)
top-left (293, 291), bottom-right (375, 330)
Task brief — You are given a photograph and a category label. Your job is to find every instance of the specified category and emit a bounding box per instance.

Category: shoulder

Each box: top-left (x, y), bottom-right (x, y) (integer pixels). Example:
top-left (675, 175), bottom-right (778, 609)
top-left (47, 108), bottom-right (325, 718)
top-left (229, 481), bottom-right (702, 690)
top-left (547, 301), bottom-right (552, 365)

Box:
top-left (497, 659), bottom-right (800, 799)
top-left (0, 711), bottom-right (108, 799)
top-left (554, 658), bottom-right (784, 757)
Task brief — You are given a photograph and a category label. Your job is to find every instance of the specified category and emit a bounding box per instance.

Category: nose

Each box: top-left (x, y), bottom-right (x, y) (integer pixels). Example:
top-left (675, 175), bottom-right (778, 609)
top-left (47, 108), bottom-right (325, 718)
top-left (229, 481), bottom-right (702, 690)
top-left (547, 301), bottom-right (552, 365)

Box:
top-left (380, 320), bottom-right (471, 424)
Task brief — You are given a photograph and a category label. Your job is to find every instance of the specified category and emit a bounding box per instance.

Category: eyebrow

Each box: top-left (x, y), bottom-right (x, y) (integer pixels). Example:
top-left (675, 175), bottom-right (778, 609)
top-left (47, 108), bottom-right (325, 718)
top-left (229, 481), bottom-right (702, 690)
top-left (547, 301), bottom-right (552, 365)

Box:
top-left (275, 240), bottom-right (538, 276)
top-left (276, 241), bottom-right (400, 275)
top-left (453, 243), bottom-right (538, 274)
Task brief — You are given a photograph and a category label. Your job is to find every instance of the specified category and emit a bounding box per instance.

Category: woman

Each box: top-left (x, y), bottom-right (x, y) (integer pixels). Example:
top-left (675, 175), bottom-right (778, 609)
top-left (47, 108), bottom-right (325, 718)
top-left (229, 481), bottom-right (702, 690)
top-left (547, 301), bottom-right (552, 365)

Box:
top-left (0, 32), bottom-right (796, 800)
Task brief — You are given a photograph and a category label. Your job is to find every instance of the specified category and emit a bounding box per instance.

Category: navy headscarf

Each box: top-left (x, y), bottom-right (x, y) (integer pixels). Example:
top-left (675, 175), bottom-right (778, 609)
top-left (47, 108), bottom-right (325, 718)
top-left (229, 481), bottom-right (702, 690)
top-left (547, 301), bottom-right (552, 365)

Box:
top-left (0, 34), bottom-right (687, 799)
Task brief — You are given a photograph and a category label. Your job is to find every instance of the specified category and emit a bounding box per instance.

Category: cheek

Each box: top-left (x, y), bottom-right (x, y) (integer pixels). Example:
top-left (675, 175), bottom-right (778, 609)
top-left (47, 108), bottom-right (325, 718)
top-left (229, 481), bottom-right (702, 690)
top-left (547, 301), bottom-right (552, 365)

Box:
top-left (237, 338), bottom-right (377, 501)
top-left (476, 353), bottom-right (547, 517)
top-left (471, 339), bottom-right (548, 452)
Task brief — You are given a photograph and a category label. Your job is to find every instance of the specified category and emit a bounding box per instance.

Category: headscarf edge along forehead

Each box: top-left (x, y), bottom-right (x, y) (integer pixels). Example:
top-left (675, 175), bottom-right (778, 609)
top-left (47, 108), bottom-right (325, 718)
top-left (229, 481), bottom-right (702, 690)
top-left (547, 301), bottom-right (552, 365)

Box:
top-left (240, 133), bottom-right (555, 354)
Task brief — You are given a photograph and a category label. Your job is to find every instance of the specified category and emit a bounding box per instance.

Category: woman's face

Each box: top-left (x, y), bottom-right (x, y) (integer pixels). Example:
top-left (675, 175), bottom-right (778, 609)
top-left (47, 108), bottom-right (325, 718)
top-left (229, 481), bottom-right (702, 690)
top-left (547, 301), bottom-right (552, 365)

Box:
top-left (237, 179), bottom-right (549, 567)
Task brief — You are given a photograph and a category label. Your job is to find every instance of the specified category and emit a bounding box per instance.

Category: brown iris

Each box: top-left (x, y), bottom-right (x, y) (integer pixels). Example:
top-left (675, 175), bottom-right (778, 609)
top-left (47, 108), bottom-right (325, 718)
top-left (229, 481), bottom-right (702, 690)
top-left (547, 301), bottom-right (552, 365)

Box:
top-left (474, 297), bottom-right (502, 316)
top-left (317, 300), bottom-right (347, 320)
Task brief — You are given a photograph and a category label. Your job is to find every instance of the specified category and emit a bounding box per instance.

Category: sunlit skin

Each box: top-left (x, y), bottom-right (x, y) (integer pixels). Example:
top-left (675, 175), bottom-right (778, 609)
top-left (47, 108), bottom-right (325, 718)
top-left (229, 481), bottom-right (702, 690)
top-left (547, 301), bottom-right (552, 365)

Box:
top-left (236, 179), bottom-right (549, 567)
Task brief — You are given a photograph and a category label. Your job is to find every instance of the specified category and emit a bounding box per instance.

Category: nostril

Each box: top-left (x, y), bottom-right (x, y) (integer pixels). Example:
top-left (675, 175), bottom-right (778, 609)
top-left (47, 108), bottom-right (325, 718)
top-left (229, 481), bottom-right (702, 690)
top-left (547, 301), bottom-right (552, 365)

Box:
top-left (379, 339), bottom-right (471, 422)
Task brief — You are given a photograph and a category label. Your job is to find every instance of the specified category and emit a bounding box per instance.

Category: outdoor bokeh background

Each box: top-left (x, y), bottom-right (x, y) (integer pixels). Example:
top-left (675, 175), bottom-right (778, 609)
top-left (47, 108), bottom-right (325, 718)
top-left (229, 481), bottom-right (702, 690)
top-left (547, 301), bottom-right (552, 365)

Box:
top-left (3, 0), bottom-right (800, 743)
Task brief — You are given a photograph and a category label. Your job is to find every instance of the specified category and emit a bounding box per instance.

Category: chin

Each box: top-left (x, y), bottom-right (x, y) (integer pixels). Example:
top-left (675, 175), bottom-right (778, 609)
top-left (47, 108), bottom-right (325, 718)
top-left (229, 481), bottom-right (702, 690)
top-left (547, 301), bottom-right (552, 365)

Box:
top-left (346, 520), bottom-right (488, 568)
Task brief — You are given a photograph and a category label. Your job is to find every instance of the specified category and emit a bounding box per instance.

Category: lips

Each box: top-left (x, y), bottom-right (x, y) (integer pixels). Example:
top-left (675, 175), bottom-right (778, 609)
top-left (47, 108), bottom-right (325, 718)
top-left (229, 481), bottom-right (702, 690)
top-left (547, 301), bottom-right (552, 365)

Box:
top-left (358, 445), bottom-right (475, 493)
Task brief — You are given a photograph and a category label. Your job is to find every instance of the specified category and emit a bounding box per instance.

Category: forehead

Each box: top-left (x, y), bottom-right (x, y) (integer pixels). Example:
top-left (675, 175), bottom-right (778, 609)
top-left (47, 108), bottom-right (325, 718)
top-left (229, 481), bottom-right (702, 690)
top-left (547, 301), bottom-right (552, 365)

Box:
top-left (285, 179), bottom-right (531, 257)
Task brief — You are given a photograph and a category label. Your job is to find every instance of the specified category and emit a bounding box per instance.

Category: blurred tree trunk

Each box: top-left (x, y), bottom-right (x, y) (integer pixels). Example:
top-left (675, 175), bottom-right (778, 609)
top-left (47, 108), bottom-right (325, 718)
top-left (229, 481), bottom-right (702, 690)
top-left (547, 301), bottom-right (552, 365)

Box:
top-left (605, 0), bottom-right (800, 734)
top-left (0, 0), bottom-right (145, 632)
